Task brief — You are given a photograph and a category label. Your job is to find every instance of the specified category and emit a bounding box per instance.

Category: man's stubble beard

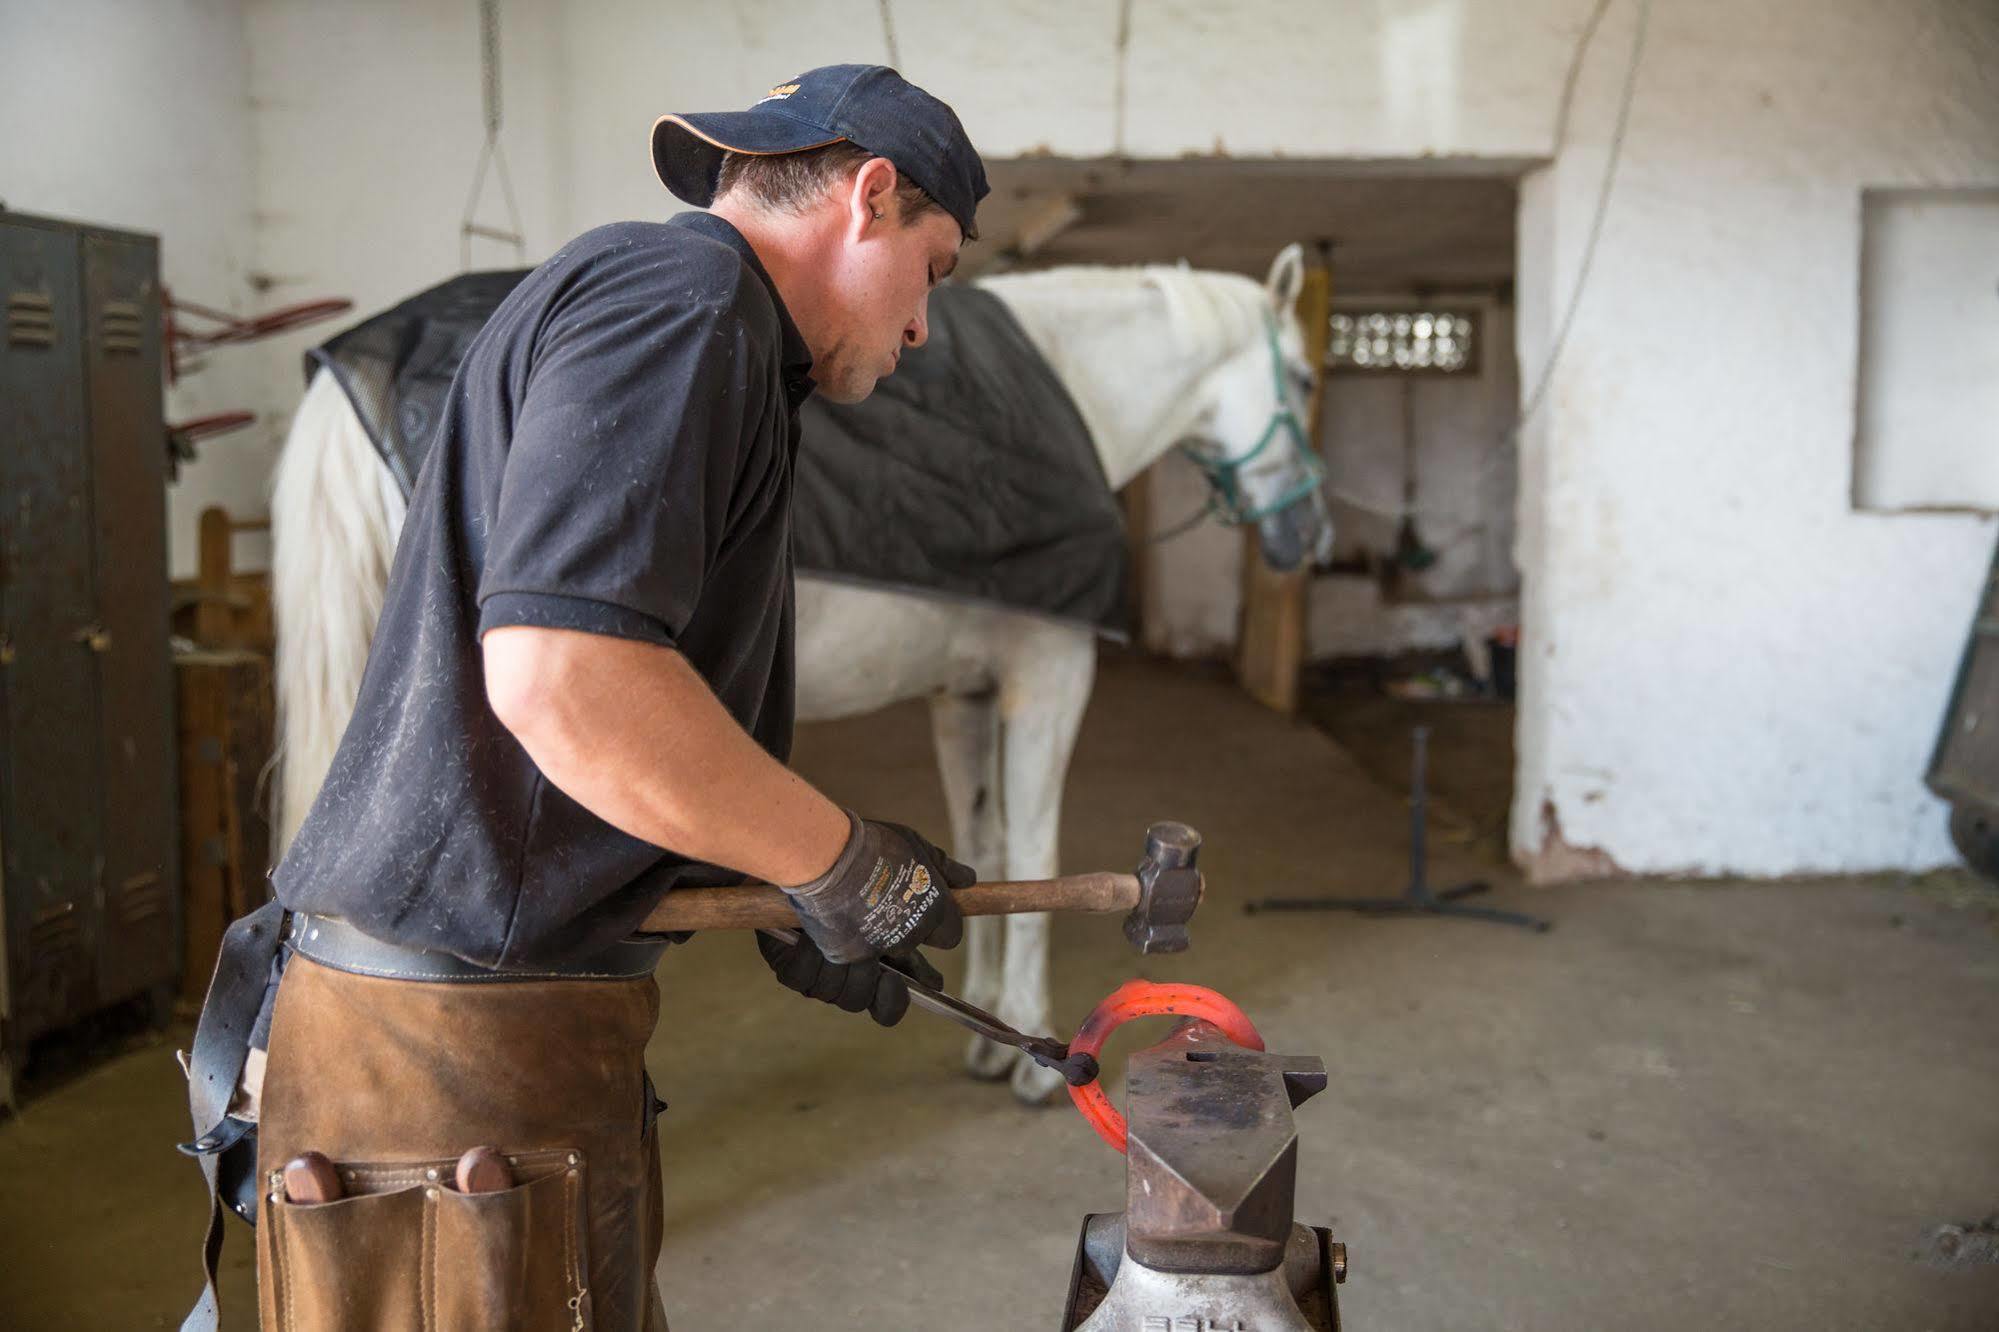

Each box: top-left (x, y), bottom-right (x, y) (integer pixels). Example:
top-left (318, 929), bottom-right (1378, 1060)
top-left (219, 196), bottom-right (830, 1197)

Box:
top-left (812, 344), bottom-right (881, 405)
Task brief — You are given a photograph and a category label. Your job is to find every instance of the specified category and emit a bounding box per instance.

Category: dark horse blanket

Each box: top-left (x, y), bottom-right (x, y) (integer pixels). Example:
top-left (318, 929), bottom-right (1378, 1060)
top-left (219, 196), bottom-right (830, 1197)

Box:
top-left (308, 271), bottom-right (1129, 637)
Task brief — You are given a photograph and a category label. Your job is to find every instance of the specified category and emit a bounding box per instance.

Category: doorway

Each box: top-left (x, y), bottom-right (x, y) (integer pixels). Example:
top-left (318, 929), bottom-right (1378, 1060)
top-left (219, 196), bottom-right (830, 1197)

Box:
top-left (969, 156), bottom-right (1527, 856)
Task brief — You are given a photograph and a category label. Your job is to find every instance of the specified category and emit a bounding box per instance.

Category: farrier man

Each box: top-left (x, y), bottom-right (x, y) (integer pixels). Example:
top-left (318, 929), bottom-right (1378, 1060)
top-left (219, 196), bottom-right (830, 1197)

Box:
top-left (188, 65), bottom-right (987, 1330)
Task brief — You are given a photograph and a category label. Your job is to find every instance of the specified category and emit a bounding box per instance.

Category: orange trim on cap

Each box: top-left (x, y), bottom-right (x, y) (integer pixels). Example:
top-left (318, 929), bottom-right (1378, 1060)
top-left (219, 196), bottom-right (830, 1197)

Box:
top-left (650, 112), bottom-right (846, 158)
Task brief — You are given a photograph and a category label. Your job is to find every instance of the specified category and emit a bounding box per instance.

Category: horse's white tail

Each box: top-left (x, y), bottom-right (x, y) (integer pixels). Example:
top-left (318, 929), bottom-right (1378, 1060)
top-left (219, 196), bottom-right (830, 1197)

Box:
top-left (270, 368), bottom-right (408, 853)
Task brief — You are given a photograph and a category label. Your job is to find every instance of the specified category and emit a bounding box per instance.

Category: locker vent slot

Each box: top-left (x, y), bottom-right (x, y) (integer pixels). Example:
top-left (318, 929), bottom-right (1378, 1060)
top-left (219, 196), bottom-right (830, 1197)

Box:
top-left (29, 904), bottom-right (83, 967)
top-left (7, 291), bottom-right (55, 347)
top-left (101, 299), bottom-right (143, 354)
top-left (116, 872), bottom-right (169, 924)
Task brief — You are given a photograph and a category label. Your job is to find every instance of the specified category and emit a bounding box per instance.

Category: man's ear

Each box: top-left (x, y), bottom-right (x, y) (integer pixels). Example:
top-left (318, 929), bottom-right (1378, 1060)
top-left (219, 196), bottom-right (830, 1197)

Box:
top-left (843, 156), bottom-right (900, 242)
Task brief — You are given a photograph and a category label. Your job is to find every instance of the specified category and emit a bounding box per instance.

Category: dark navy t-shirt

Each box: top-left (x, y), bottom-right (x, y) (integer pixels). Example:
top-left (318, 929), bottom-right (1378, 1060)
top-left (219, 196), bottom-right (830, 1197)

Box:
top-left (274, 213), bottom-right (815, 967)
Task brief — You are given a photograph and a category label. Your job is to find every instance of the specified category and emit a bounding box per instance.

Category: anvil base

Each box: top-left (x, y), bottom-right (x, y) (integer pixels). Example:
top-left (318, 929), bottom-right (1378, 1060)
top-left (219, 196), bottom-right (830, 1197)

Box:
top-left (1059, 1214), bottom-right (1341, 1332)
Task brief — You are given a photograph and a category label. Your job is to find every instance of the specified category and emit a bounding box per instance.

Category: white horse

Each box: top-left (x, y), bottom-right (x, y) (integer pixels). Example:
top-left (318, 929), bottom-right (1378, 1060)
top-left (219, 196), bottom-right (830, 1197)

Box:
top-left (272, 245), bottom-right (1333, 1103)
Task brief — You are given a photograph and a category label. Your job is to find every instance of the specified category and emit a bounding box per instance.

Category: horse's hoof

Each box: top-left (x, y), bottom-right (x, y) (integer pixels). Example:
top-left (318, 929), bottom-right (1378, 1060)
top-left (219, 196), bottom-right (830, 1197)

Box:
top-left (1010, 1057), bottom-right (1068, 1107)
top-left (964, 1034), bottom-right (1017, 1082)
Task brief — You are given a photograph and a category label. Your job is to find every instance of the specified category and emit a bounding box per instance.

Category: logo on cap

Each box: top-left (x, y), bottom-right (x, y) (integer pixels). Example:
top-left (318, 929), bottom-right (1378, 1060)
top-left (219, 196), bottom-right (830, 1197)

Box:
top-left (755, 83), bottom-right (800, 105)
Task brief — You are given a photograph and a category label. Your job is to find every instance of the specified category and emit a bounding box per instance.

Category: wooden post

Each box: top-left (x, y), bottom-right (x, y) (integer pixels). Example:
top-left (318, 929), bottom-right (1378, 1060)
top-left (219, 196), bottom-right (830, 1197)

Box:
top-left (1121, 474), bottom-right (1152, 646)
top-left (175, 650), bottom-right (274, 1010)
top-left (194, 506), bottom-right (233, 646)
top-left (1235, 258), bottom-right (1334, 714)
top-left (185, 508), bottom-right (274, 651)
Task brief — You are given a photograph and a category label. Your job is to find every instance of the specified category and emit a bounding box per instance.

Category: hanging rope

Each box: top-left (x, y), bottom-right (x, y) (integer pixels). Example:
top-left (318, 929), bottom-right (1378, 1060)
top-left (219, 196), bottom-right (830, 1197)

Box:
top-left (460, 0), bottom-right (525, 270)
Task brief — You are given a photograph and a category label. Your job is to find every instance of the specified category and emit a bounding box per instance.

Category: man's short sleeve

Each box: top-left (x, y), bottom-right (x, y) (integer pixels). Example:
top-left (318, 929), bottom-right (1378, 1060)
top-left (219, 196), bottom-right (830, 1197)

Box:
top-left (476, 264), bottom-right (772, 647)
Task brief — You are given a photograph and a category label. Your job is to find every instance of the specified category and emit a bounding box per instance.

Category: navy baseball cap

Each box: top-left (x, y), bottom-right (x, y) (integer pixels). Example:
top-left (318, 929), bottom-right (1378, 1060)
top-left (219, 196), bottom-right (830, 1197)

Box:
top-left (651, 64), bottom-right (988, 240)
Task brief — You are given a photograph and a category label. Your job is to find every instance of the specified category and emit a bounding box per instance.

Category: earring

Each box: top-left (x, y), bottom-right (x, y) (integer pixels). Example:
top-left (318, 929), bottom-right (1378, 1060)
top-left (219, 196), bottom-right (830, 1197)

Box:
top-left (870, 208), bottom-right (883, 219)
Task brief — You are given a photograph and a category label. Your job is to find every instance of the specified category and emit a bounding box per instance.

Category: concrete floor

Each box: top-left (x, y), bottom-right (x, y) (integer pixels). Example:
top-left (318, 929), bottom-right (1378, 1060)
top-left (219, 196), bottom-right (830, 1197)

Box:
top-left (5, 653), bottom-right (1999, 1328)
top-left (1299, 664), bottom-right (1520, 865)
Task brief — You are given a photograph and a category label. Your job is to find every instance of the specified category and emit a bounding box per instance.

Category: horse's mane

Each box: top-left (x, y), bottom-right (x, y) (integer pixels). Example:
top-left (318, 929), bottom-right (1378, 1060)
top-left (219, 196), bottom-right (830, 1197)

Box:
top-left (979, 263), bottom-right (1271, 363)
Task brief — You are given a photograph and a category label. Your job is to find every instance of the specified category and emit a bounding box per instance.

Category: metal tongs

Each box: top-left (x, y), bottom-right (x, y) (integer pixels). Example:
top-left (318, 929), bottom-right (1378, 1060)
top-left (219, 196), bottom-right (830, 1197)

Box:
top-left (761, 927), bottom-right (1099, 1086)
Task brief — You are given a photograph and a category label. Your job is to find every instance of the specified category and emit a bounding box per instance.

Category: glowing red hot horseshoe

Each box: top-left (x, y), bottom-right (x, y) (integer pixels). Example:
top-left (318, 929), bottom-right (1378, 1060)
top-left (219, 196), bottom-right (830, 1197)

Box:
top-left (1066, 979), bottom-right (1264, 1153)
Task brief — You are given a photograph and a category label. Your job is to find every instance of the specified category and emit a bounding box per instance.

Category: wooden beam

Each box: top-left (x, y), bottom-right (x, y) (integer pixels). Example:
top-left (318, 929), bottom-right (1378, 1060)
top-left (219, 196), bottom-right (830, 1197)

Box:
top-left (1121, 472), bottom-right (1152, 647)
top-left (1012, 194), bottom-right (1083, 258)
top-left (1234, 258), bottom-right (1334, 714)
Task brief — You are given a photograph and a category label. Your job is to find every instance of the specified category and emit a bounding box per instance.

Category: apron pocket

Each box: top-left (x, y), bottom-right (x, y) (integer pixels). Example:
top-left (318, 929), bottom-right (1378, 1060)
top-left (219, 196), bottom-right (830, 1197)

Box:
top-left (265, 1149), bottom-right (590, 1332)
top-left (433, 1149), bottom-right (592, 1330)
top-left (267, 1182), bottom-right (426, 1331)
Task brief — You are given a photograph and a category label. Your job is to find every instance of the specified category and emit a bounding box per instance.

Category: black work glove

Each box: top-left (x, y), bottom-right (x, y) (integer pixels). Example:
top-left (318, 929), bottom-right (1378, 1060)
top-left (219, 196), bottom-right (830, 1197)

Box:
top-left (755, 932), bottom-right (945, 1027)
top-left (780, 813), bottom-right (973, 964)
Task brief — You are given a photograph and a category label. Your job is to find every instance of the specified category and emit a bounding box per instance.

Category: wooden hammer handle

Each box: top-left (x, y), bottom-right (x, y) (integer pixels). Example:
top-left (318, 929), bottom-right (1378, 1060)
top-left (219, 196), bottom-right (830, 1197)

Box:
top-left (638, 871), bottom-right (1141, 934)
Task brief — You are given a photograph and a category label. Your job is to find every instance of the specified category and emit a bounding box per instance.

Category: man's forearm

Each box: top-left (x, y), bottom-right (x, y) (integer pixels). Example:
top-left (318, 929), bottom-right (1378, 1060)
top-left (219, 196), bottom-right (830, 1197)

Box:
top-left (481, 624), bottom-right (850, 887)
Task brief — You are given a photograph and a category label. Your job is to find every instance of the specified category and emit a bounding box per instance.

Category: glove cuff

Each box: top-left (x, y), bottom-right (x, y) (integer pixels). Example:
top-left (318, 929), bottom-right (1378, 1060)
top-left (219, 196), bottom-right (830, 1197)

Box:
top-left (779, 809), bottom-right (864, 898)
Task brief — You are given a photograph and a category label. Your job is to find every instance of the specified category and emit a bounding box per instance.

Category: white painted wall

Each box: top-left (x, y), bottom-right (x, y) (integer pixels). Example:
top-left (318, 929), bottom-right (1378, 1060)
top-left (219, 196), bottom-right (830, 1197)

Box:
top-left (241, 0), bottom-right (569, 457)
top-left (1509, 0), bottom-right (1998, 878)
top-left (235, 0), bottom-right (1591, 434)
top-left (0, 0), bottom-right (263, 578)
top-left (11, 0), bottom-right (1973, 877)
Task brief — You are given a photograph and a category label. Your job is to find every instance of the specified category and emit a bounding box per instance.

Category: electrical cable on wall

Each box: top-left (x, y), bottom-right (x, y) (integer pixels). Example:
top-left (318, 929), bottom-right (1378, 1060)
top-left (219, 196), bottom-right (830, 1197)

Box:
top-left (877, 0), bottom-right (902, 69)
top-left (1323, 0), bottom-right (1651, 535)
top-left (460, 0), bottom-right (526, 270)
top-left (1112, 0), bottom-right (1135, 157)
top-left (1550, 0), bottom-right (1617, 158)
top-left (1517, 0), bottom-right (1651, 428)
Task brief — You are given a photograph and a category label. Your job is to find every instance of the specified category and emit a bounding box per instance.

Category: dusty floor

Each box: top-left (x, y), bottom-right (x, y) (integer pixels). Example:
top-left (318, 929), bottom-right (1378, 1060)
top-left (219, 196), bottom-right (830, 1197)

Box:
top-left (5, 653), bottom-right (1999, 1329)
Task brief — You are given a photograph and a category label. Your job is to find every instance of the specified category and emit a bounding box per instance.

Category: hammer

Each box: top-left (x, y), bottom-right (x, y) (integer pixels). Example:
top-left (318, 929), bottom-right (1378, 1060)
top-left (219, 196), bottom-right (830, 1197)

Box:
top-left (637, 820), bottom-right (1203, 955)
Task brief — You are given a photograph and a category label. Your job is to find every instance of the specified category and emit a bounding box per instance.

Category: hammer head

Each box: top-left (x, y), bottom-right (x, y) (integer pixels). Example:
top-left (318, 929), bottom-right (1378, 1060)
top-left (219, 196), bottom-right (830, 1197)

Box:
top-left (1124, 821), bottom-right (1203, 954)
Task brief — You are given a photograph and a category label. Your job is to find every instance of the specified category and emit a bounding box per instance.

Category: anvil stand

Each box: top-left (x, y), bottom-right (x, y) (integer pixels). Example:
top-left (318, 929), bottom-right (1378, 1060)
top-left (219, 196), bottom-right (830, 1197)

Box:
top-left (1247, 725), bottom-right (1551, 933)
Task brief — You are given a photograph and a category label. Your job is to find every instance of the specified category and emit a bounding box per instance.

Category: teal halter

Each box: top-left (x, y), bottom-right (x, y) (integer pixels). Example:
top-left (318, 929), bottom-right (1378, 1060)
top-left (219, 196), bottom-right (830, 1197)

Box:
top-left (1178, 316), bottom-right (1327, 528)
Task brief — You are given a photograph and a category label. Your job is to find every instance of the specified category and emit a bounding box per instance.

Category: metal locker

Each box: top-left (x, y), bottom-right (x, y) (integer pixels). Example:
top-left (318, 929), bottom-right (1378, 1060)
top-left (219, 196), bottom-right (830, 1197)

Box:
top-left (0, 211), bottom-right (179, 1098)
top-left (81, 230), bottom-right (178, 1004)
top-left (0, 217), bottom-right (103, 1058)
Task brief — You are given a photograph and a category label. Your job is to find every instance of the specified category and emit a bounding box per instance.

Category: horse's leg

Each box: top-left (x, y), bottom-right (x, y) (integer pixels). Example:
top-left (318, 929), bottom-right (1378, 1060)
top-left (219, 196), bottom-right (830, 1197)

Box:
top-left (997, 629), bottom-right (1097, 1105)
top-left (928, 686), bottom-right (1012, 1080)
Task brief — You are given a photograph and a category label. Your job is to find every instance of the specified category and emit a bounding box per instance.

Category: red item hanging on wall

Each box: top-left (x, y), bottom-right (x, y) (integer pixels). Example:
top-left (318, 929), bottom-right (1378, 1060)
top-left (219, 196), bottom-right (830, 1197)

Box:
top-left (164, 289), bottom-right (353, 385)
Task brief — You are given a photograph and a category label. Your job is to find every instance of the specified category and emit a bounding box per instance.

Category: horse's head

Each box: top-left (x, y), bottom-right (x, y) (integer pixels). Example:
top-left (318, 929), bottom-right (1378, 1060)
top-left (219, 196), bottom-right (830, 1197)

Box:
top-left (1178, 245), bottom-right (1335, 572)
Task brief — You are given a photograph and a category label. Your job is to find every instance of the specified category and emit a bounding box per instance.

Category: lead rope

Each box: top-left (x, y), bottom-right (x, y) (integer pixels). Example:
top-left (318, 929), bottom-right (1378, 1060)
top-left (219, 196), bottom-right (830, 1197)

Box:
top-left (1147, 489), bottom-right (1223, 545)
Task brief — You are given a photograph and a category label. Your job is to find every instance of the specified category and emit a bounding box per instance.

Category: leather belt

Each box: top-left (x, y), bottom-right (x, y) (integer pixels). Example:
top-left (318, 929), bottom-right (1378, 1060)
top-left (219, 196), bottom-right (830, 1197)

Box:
top-left (287, 913), bottom-right (669, 983)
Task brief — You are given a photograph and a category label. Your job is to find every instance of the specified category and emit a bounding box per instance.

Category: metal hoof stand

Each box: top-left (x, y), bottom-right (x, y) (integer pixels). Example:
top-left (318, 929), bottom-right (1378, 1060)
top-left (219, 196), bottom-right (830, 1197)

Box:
top-left (1247, 725), bottom-right (1552, 934)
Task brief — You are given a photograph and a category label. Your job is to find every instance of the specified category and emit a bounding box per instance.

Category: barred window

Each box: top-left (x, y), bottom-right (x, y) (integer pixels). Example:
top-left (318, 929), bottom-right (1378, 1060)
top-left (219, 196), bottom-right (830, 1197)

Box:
top-left (1328, 309), bottom-right (1480, 374)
